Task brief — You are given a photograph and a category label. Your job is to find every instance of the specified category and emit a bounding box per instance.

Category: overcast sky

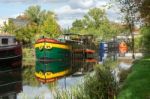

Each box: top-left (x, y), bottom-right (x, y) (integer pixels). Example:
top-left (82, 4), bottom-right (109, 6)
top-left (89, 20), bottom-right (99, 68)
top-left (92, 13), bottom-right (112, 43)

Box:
top-left (0, 0), bottom-right (121, 29)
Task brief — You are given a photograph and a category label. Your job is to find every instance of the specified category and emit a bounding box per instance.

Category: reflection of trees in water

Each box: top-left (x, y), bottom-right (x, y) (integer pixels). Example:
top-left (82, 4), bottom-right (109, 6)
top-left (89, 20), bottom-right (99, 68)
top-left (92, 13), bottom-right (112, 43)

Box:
top-left (47, 81), bottom-right (58, 95)
top-left (47, 82), bottom-right (58, 90)
top-left (22, 66), bottom-right (40, 87)
top-left (22, 66), bottom-right (58, 90)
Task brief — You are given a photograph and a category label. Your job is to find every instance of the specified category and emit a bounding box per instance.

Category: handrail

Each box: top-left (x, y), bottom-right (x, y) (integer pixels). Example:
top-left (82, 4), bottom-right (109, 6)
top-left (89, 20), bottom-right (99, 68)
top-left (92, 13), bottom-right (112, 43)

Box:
top-left (0, 54), bottom-right (22, 60)
top-left (0, 81), bottom-right (22, 87)
top-left (0, 44), bottom-right (21, 50)
top-left (0, 68), bottom-right (22, 73)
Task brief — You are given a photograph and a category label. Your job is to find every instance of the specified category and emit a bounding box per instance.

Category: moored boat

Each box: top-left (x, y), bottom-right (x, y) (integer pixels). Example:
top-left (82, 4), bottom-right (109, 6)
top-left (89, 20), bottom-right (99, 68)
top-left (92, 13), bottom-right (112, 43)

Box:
top-left (35, 34), bottom-right (97, 83)
top-left (35, 38), bottom-right (71, 83)
top-left (0, 33), bottom-right (22, 97)
top-left (35, 38), bottom-right (70, 59)
top-left (0, 34), bottom-right (22, 71)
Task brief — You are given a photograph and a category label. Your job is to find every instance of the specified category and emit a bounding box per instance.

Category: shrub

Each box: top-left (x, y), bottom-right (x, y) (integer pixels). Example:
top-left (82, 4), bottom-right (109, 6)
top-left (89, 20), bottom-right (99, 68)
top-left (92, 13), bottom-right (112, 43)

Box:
top-left (141, 26), bottom-right (150, 53)
top-left (54, 63), bottom-right (118, 99)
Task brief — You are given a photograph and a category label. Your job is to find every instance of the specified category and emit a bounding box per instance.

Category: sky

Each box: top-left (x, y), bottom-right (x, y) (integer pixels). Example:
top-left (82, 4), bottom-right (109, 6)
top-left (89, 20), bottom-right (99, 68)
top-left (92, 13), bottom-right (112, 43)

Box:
top-left (0, 0), bottom-right (121, 29)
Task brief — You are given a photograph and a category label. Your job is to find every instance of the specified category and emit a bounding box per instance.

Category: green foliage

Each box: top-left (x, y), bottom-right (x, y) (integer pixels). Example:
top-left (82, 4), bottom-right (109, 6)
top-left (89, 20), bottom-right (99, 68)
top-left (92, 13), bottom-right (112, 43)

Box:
top-left (83, 65), bottom-right (118, 99)
top-left (22, 66), bottom-right (40, 86)
top-left (118, 56), bottom-right (150, 99)
top-left (40, 14), bottom-right (61, 38)
top-left (16, 26), bottom-right (35, 43)
top-left (84, 8), bottom-right (108, 29)
top-left (103, 58), bottom-right (118, 69)
top-left (117, 0), bottom-right (139, 59)
top-left (140, 0), bottom-right (150, 25)
top-left (133, 0), bottom-right (150, 25)
top-left (70, 8), bottom-right (122, 41)
top-left (134, 36), bottom-right (142, 52)
top-left (2, 5), bottom-right (61, 44)
top-left (23, 48), bottom-right (35, 66)
top-left (54, 62), bottom-right (118, 99)
top-left (117, 0), bottom-right (138, 29)
top-left (47, 82), bottom-right (58, 91)
top-left (24, 5), bottom-right (61, 39)
top-left (132, 0), bottom-right (150, 53)
top-left (25, 5), bottom-right (45, 25)
top-left (119, 68), bottom-right (132, 83)
top-left (2, 20), bottom-right (16, 33)
top-left (140, 26), bottom-right (150, 52)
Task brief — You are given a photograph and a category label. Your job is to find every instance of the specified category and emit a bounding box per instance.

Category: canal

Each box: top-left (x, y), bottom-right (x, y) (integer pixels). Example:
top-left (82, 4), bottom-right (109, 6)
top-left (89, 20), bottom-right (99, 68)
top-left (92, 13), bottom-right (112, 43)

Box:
top-left (17, 66), bottom-right (83, 98)
top-left (0, 55), bottom-right (134, 99)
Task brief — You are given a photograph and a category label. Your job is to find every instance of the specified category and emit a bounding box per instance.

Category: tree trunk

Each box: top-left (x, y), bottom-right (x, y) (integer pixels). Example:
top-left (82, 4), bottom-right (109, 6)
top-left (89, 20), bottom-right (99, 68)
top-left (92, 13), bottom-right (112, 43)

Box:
top-left (131, 31), bottom-right (135, 59)
top-left (129, 22), bottom-right (135, 59)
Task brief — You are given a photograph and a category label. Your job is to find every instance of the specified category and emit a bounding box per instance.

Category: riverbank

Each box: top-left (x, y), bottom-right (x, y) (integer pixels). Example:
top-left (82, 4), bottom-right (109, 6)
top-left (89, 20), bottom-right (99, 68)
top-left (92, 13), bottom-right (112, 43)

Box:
top-left (118, 56), bottom-right (150, 99)
top-left (23, 48), bottom-right (35, 66)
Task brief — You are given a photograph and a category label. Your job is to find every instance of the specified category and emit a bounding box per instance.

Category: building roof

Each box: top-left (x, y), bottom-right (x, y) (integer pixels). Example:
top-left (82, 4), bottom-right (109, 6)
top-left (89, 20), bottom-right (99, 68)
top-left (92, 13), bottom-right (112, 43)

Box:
top-left (0, 32), bottom-right (14, 36)
top-left (9, 18), bottom-right (29, 27)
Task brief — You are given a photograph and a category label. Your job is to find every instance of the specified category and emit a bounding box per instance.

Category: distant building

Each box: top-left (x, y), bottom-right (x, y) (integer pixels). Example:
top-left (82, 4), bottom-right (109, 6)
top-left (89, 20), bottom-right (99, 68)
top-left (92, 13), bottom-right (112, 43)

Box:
top-left (132, 27), bottom-right (141, 37)
top-left (0, 32), bottom-right (13, 36)
top-left (0, 20), bottom-right (4, 32)
top-left (0, 19), bottom-right (4, 27)
top-left (9, 18), bottom-right (29, 28)
top-left (116, 27), bottom-right (141, 41)
top-left (0, 25), bottom-right (2, 32)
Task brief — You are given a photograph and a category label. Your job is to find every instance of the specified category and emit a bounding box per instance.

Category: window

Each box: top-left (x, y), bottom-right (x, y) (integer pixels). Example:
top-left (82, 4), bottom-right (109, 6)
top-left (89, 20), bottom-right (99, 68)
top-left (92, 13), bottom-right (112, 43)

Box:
top-left (13, 38), bottom-right (16, 43)
top-left (2, 38), bottom-right (8, 44)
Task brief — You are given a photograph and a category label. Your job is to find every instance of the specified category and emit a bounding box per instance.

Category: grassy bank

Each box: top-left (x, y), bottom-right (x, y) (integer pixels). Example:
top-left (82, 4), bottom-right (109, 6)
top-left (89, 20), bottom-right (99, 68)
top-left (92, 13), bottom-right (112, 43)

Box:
top-left (23, 48), bottom-right (35, 66)
top-left (118, 56), bottom-right (150, 99)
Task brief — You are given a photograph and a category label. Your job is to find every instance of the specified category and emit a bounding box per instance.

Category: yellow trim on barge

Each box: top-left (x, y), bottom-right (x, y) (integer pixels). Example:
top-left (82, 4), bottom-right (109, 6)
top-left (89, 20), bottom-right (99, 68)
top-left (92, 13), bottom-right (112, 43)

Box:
top-left (35, 42), bottom-right (70, 50)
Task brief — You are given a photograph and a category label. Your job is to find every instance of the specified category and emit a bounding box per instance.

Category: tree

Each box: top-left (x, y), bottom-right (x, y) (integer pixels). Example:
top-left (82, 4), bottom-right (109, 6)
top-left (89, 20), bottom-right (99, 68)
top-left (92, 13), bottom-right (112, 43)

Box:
top-left (133, 0), bottom-right (150, 25)
top-left (140, 26), bottom-right (150, 53)
top-left (84, 8), bottom-right (108, 29)
top-left (71, 19), bottom-right (84, 33)
top-left (133, 0), bottom-right (150, 53)
top-left (15, 26), bottom-right (34, 44)
top-left (24, 5), bottom-right (42, 25)
top-left (140, 0), bottom-right (150, 25)
top-left (70, 8), bottom-right (122, 41)
top-left (40, 13), bottom-right (61, 38)
top-left (24, 5), bottom-right (56, 26)
top-left (24, 5), bottom-right (61, 38)
top-left (2, 5), bottom-right (61, 44)
top-left (71, 8), bottom-right (108, 37)
top-left (2, 19), bottom-right (16, 34)
top-left (117, 0), bottom-right (138, 59)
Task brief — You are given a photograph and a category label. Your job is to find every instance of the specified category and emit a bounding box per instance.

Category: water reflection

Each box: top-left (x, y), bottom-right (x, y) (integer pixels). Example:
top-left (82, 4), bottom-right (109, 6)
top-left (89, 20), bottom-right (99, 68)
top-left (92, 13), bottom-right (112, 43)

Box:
top-left (34, 35), bottom-right (98, 84)
top-left (35, 59), bottom-right (71, 83)
top-left (17, 60), bottom-right (132, 98)
top-left (34, 57), bottom-right (96, 84)
top-left (0, 66), bottom-right (22, 98)
top-left (18, 65), bottom-right (83, 98)
top-left (22, 67), bottom-right (40, 87)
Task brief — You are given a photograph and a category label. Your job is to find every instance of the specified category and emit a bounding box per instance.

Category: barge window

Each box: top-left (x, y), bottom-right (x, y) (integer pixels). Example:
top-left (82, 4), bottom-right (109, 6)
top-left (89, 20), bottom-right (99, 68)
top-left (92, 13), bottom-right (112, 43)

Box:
top-left (13, 38), bottom-right (16, 43)
top-left (2, 38), bottom-right (8, 44)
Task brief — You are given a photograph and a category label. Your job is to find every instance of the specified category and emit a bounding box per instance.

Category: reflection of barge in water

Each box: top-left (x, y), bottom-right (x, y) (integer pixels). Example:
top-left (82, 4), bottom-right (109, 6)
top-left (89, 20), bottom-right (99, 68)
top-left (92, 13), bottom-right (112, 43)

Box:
top-left (35, 34), bottom-right (97, 83)
top-left (0, 34), bottom-right (22, 98)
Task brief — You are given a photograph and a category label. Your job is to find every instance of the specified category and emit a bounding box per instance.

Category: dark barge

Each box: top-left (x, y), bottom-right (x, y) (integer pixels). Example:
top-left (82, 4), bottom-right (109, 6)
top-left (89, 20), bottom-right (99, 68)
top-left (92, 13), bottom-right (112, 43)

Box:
top-left (0, 34), bottom-right (22, 98)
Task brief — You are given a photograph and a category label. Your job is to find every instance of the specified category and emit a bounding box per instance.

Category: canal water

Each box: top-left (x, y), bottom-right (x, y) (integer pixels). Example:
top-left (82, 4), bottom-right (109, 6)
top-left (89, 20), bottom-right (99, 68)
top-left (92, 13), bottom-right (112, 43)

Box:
top-left (0, 63), bottom-right (83, 99)
top-left (0, 57), bottom-right (134, 99)
top-left (17, 66), bottom-right (83, 99)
